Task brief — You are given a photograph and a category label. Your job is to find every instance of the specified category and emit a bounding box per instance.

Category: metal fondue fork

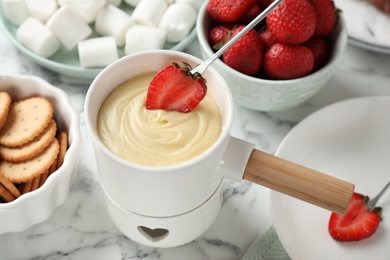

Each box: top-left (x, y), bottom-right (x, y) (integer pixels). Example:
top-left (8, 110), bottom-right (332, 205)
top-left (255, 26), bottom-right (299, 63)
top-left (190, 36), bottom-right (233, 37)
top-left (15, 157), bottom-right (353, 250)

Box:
top-left (368, 180), bottom-right (390, 210)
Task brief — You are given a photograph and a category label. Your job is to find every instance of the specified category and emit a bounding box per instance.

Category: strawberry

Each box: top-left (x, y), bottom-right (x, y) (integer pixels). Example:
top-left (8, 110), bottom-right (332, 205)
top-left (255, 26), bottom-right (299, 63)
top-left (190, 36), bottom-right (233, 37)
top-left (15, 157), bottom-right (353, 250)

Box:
top-left (239, 4), bottom-right (262, 25)
top-left (305, 37), bottom-right (328, 71)
top-left (207, 0), bottom-right (257, 23)
top-left (263, 43), bottom-right (314, 79)
top-left (209, 25), bottom-right (233, 50)
top-left (258, 0), bottom-right (274, 9)
top-left (370, 0), bottom-right (390, 15)
top-left (222, 26), bottom-right (264, 76)
top-left (146, 62), bottom-right (207, 113)
top-left (328, 192), bottom-right (382, 242)
top-left (259, 27), bottom-right (278, 49)
top-left (266, 0), bottom-right (316, 44)
top-left (310, 0), bottom-right (337, 37)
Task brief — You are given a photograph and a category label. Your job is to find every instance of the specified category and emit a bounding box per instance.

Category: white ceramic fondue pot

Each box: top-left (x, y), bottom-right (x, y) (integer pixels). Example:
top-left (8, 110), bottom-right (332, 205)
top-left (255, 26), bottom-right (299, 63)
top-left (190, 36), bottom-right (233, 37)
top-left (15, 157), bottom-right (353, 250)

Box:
top-left (85, 50), bottom-right (238, 218)
top-left (85, 50), bottom-right (354, 247)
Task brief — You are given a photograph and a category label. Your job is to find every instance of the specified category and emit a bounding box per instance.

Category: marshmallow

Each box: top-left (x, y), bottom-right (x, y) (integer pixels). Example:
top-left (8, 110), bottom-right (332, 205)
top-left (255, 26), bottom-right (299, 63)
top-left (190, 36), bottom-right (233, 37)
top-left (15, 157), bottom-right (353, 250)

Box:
top-left (46, 6), bottom-right (92, 49)
top-left (164, 0), bottom-right (175, 4)
top-left (95, 5), bottom-right (133, 47)
top-left (123, 0), bottom-right (140, 7)
top-left (78, 36), bottom-right (119, 68)
top-left (175, 0), bottom-right (204, 10)
top-left (59, 0), bottom-right (105, 24)
top-left (1, 0), bottom-right (29, 25)
top-left (131, 0), bottom-right (167, 26)
top-left (105, 0), bottom-right (122, 6)
top-left (16, 17), bottom-right (60, 58)
top-left (158, 3), bottom-right (196, 43)
top-left (25, 0), bottom-right (58, 23)
top-left (124, 25), bottom-right (166, 55)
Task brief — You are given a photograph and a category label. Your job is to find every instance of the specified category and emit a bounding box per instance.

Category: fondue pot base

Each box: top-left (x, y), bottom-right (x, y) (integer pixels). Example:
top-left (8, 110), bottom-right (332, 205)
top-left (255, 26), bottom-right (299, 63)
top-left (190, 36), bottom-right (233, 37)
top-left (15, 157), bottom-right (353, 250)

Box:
top-left (103, 180), bottom-right (223, 248)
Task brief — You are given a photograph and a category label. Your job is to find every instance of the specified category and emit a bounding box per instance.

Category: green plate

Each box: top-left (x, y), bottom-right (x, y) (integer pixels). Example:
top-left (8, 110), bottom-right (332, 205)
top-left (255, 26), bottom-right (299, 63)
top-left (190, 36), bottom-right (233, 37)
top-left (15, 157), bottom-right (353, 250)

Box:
top-left (0, 3), bottom-right (197, 80)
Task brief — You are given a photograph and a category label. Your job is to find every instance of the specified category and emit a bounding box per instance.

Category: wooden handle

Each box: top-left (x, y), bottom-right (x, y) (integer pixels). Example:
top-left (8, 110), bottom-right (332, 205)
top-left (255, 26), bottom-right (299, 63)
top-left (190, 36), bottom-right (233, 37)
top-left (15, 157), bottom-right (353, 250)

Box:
top-left (243, 149), bottom-right (355, 215)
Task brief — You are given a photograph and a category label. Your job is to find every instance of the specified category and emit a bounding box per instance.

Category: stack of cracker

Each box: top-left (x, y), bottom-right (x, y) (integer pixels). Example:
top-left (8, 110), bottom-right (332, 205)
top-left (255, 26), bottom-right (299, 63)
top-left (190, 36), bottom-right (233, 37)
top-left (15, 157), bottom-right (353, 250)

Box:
top-left (0, 92), bottom-right (68, 203)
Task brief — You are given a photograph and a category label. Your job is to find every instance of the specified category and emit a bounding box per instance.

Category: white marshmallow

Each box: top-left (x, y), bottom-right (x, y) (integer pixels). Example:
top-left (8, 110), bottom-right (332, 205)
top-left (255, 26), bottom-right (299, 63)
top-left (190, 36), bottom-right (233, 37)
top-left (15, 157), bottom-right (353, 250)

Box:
top-left (164, 0), bottom-right (175, 4)
top-left (105, 0), bottom-right (122, 6)
top-left (95, 5), bottom-right (133, 47)
top-left (16, 17), bottom-right (60, 58)
top-left (158, 3), bottom-right (196, 43)
top-left (1, 0), bottom-right (29, 25)
top-left (175, 0), bottom-right (204, 10)
top-left (59, 0), bottom-right (105, 24)
top-left (46, 6), bottom-right (92, 49)
top-left (123, 0), bottom-right (140, 7)
top-left (25, 0), bottom-right (58, 23)
top-left (124, 25), bottom-right (166, 55)
top-left (131, 0), bottom-right (167, 26)
top-left (78, 36), bottom-right (119, 68)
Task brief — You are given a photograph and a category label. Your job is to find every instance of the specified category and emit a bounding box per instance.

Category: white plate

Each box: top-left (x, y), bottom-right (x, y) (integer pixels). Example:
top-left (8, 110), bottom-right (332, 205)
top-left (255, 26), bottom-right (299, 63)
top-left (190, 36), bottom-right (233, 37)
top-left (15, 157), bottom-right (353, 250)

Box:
top-left (334, 0), bottom-right (390, 54)
top-left (0, 3), bottom-right (197, 80)
top-left (349, 37), bottom-right (390, 55)
top-left (271, 96), bottom-right (390, 260)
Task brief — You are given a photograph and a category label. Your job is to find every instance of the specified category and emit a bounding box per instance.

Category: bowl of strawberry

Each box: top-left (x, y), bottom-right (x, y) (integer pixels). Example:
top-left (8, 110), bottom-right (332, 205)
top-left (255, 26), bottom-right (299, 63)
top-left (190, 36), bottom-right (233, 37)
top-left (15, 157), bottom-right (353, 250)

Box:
top-left (197, 0), bottom-right (347, 111)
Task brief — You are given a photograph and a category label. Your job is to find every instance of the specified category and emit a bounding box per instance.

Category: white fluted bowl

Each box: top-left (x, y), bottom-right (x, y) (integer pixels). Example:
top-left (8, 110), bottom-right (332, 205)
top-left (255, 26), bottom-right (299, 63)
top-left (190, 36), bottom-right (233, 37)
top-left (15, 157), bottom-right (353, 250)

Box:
top-left (0, 74), bottom-right (81, 234)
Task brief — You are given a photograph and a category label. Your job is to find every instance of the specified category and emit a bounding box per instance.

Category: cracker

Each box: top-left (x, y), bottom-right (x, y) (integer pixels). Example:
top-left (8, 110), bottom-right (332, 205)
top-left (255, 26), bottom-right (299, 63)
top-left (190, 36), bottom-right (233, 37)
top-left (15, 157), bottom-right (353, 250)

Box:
top-left (0, 119), bottom-right (57, 162)
top-left (31, 175), bottom-right (41, 191)
top-left (56, 131), bottom-right (68, 169)
top-left (0, 182), bottom-right (16, 202)
top-left (0, 172), bottom-right (21, 198)
top-left (0, 92), bottom-right (11, 131)
top-left (39, 170), bottom-right (49, 187)
top-left (21, 179), bottom-right (33, 194)
top-left (0, 138), bottom-right (59, 183)
top-left (0, 97), bottom-right (53, 147)
top-left (49, 158), bottom-right (57, 174)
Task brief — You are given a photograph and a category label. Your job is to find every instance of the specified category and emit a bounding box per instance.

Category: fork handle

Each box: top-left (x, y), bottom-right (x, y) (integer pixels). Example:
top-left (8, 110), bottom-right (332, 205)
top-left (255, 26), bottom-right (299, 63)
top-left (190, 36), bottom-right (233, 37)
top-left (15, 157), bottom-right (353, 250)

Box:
top-left (243, 149), bottom-right (355, 215)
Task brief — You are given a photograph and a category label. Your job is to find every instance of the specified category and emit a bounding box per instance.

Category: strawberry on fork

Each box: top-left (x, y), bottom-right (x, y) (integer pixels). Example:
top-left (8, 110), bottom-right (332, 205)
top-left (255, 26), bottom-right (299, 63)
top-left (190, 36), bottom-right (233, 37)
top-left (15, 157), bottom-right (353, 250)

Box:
top-left (328, 192), bottom-right (382, 242)
top-left (146, 62), bottom-right (207, 113)
top-left (146, 0), bottom-right (283, 113)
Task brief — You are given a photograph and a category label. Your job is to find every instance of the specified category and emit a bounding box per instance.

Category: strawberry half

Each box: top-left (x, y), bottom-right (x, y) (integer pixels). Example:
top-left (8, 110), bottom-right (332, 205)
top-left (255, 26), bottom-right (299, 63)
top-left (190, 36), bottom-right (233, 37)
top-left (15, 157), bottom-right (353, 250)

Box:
top-left (328, 192), bottom-right (382, 242)
top-left (146, 62), bottom-right (207, 113)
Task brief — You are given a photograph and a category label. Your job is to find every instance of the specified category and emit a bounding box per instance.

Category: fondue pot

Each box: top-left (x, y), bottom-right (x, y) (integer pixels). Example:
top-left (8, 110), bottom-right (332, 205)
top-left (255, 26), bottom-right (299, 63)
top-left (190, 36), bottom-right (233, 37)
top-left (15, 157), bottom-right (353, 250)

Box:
top-left (85, 50), bottom-right (354, 247)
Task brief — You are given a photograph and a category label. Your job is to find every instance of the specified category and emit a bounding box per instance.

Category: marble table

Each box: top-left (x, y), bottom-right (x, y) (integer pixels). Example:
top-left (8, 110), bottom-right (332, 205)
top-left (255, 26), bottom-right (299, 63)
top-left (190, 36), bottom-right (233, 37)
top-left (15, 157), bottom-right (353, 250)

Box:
top-left (1, 26), bottom-right (390, 259)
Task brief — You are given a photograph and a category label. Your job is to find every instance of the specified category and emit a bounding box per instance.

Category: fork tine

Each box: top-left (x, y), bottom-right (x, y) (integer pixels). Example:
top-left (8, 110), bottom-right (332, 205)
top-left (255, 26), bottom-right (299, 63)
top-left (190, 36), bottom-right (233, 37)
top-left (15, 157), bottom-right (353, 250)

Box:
top-left (368, 181), bottom-right (390, 210)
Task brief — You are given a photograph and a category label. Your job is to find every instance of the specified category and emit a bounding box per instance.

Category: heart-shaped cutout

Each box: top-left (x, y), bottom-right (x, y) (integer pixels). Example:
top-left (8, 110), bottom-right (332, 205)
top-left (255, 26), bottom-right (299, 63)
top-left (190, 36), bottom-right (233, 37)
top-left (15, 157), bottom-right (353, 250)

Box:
top-left (137, 226), bottom-right (169, 242)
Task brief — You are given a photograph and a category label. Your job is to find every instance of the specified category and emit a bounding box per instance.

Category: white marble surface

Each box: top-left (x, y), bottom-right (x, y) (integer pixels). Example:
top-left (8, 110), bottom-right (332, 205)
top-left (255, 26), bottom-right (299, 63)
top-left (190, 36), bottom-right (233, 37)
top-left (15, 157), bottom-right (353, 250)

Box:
top-left (1, 25), bottom-right (390, 260)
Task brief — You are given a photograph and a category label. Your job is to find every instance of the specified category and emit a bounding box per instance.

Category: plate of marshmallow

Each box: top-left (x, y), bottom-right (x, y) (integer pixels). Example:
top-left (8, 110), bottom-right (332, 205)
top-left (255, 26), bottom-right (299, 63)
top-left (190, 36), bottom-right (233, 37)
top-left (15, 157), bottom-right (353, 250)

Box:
top-left (0, 0), bottom-right (201, 80)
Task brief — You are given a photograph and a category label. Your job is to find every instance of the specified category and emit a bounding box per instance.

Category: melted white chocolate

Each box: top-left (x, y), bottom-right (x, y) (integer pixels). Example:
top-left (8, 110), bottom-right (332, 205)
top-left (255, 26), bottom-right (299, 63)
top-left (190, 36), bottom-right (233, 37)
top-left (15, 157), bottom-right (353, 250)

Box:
top-left (98, 72), bottom-right (222, 166)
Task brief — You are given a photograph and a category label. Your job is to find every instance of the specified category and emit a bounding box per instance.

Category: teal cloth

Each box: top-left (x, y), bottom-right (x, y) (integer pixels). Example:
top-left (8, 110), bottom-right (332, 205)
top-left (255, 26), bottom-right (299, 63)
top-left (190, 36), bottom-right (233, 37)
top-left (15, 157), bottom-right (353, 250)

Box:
top-left (241, 225), bottom-right (291, 260)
